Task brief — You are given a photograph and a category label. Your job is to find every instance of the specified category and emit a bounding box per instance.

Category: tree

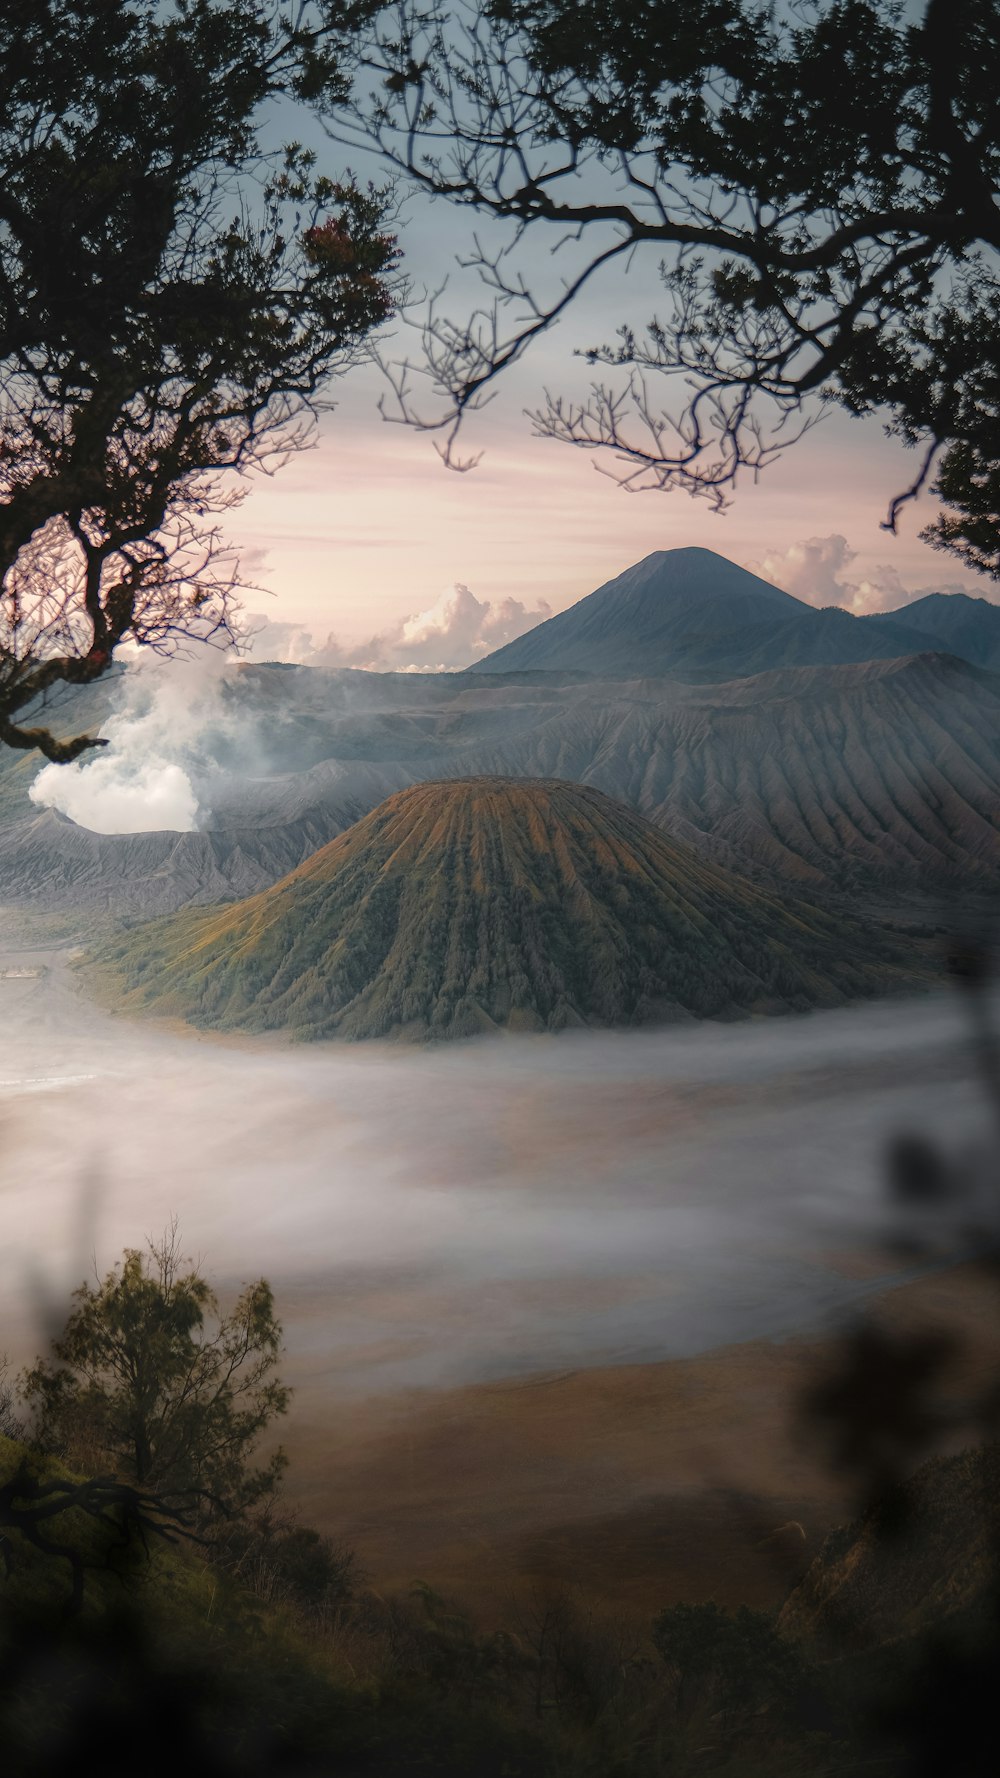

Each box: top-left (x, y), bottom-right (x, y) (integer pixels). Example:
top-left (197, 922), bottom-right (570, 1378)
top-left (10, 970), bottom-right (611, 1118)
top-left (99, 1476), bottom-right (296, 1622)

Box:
top-left (0, 0), bottom-right (398, 763)
top-left (337, 1), bottom-right (1000, 571)
top-left (21, 1225), bottom-right (289, 1519)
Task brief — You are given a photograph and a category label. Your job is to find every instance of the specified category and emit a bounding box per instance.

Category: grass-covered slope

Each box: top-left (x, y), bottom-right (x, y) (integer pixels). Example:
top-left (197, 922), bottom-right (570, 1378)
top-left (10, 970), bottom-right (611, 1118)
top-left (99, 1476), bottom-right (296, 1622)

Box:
top-left (0, 1436), bottom-right (554, 1775)
top-left (93, 778), bottom-right (918, 1042)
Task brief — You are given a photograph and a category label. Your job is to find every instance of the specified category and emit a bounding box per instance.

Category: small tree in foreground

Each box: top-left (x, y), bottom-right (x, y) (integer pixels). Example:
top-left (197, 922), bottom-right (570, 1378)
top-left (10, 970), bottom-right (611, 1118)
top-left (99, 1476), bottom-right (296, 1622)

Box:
top-left (21, 1225), bottom-right (288, 1520)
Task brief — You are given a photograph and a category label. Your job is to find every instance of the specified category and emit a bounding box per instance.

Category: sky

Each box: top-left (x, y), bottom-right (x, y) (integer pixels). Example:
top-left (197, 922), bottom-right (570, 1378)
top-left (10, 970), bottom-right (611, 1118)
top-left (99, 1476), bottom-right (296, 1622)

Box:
top-left (231, 376), bottom-right (986, 665)
top-left (224, 69), bottom-right (993, 673)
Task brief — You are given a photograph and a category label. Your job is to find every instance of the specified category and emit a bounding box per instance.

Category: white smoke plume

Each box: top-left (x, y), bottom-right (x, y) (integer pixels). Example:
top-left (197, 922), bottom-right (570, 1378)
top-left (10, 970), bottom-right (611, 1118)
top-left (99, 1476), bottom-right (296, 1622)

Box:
top-left (31, 753), bottom-right (199, 835)
top-left (745, 534), bottom-right (976, 615)
top-left (26, 579), bottom-right (549, 836)
top-left (28, 654), bottom-right (237, 834)
top-left (246, 582), bottom-right (551, 672)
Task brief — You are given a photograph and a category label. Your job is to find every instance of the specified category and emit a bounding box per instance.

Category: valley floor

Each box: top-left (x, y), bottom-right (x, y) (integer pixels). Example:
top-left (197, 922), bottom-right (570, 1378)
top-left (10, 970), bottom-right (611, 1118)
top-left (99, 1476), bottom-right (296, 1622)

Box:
top-left (280, 1261), bottom-right (1000, 1621)
top-left (1, 924), bottom-right (996, 1620)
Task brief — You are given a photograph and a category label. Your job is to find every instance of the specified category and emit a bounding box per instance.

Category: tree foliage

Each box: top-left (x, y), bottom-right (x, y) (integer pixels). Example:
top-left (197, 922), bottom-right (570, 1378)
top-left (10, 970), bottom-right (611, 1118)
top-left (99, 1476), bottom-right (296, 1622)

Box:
top-left (21, 1226), bottom-right (289, 1518)
top-left (339, 1), bottom-right (1000, 571)
top-left (0, 0), bottom-right (398, 762)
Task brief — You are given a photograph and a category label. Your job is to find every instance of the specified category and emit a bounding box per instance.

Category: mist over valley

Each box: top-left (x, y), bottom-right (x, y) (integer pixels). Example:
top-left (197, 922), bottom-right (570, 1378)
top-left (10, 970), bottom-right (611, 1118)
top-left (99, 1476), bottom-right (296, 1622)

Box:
top-left (0, 943), bottom-right (990, 1396)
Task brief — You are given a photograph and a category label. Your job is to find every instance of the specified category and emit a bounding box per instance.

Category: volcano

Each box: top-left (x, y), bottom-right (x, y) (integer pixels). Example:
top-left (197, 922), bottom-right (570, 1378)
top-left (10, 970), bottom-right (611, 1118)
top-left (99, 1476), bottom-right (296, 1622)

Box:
top-left (475, 547), bottom-right (947, 678)
top-left (94, 778), bottom-right (916, 1041)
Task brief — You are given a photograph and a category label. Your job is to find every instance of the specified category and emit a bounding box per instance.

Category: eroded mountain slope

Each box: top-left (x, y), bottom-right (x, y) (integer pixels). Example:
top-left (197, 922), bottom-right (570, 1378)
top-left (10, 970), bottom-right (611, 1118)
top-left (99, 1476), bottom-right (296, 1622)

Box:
top-left (93, 779), bottom-right (920, 1041)
top-left (1, 654), bottom-right (997, 915)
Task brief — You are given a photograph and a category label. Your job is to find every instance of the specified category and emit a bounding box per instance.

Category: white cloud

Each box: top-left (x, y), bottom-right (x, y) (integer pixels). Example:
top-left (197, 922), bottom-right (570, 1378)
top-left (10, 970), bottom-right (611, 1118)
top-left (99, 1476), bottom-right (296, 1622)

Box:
top-left (240, 614), bottom-right (318, 664)
top-left (32, 754), bottom-right (199, 835)
top-left (745, 534), bottom-right (975, 615)
top-left (244, 582), bottom-right (551, 673)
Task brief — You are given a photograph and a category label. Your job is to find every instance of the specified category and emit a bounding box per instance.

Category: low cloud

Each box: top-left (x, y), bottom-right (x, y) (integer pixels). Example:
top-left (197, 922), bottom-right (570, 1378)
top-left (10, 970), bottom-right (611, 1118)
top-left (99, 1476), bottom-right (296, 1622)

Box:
top-left (32, 753), bottom-right (199, 835)
top-left (246, 582), bottom-right (551, 672)
top-left (746, 534), bottom-right (973, 615)
top-left (240, 615), bottom-right (318, 664)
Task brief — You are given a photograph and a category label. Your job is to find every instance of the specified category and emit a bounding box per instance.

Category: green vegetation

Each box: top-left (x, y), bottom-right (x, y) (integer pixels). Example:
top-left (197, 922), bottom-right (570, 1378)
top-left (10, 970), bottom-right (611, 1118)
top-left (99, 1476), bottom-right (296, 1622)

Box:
top-left (21, 1226), bottom-right (287, 1516)
top-left (0, 1429), bottom-right (835, 1775)
top-left (4, 1423), bottom-right (998, 1774)
top-left (91, 778), bottom-right (922, 1042)
top-left (4, 1247), bottom-right (999, 1772)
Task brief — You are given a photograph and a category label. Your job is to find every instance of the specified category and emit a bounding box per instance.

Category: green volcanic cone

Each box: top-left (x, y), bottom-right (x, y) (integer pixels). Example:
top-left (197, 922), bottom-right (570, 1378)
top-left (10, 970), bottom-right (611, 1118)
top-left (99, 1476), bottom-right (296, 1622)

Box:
top-left (93, 778), bottom-right (918, 1040)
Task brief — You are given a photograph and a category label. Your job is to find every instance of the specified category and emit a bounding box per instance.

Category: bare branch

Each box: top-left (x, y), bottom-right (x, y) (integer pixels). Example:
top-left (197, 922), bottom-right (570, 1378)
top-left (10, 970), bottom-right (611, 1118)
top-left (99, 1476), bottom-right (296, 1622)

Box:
top-left (0, 1461), bottom-right (198, 1616)
top-left (332, 1), bottom-right (1000, 540)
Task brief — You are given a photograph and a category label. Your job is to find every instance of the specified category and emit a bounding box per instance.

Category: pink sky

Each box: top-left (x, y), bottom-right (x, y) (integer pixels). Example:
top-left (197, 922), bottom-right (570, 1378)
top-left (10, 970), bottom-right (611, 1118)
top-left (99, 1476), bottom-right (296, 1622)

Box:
top-left (223, 138), bottom-right (992, 664)
top-left (219, 98), bottom-right (997, 668)
top-left (228, 373), bottom-right (988, 662)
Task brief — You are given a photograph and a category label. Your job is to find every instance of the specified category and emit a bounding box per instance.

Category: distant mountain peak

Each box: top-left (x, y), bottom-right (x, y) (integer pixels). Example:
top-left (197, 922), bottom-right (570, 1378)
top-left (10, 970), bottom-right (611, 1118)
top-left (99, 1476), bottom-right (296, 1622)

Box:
top-left (476, 549), bottom-right (1000, 678)
top-left (597, 545), bottom-right (799, 603)
top-left (870, 586), bottom-right (1000, 668)
top-left (633, 545), bottom-right (739, 566)
top-left (476, 549), bottom-right (809, 677)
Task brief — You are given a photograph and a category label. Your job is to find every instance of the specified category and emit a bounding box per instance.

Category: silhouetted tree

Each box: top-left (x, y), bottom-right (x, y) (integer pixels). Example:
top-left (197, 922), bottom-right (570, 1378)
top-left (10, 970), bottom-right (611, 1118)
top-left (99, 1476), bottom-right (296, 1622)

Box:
top-left (0, 0), bottom-right (398, 762)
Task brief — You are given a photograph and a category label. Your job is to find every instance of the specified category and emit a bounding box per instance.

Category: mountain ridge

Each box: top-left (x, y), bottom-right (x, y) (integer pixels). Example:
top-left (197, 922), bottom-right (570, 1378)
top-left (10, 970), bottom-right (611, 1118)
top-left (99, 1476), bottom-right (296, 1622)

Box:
top-left (868, 589), bottom-right (1000, 668)
top-left (2, 653), bottom-right (997, 915)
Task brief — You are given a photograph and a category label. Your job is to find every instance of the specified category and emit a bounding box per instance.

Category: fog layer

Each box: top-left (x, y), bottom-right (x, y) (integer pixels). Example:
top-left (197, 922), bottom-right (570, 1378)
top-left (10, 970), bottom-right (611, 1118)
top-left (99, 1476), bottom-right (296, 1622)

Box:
top-left (0, 948), bottom-right (990, 1395)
